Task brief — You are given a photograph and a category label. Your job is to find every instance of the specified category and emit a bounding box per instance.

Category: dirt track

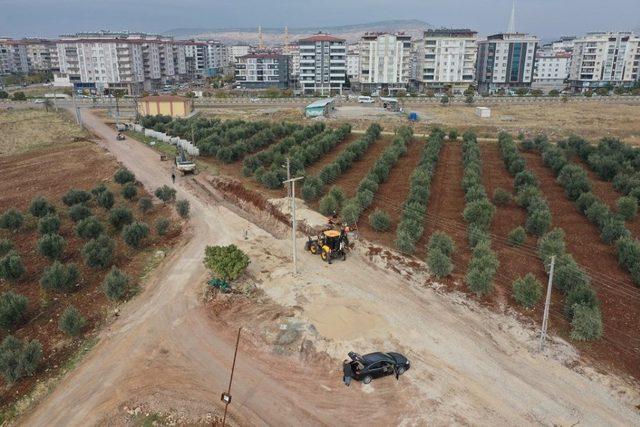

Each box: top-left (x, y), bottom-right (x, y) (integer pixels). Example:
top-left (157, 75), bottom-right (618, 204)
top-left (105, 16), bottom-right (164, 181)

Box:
top-left (20, 110), bottom-right (640, 426)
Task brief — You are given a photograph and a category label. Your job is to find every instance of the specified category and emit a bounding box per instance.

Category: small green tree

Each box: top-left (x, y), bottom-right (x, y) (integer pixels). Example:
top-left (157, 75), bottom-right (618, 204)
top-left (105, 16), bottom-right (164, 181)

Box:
top-left (203, 245), bottom-right (250, 281)
top-left (616, 196), bottom-right (638, 220)
top-left (109, 206), bottom-right (133, 230)
top-left (155, 185), bottom-right (177, 203)
top-left (368, 209), bottom-right (391, 232)
top-left (0, 251), bottom-right (24, 282)
top-left (448, 129), bottom-right (458, 141)
top-left (114, 168), bottom-right (136, 185)
top-left (11, 91), bottom-right (26, 101)
top-left (102, 267), bottom-right (130, 300)
top-left (68, 204), bottom-right (92, 222)
top-left (427, 249), bottom-right (453, 278)
top-left (600, 216), bottom-right (629, 244)
top-left (328, 186), bottom-right (346, 207)
top-left (155, 218), bottom-right (171, 236)
top-left (122, 222), bottom-right (150, 248)
top-left (525, 205), bottom-right (552, 236)
top-left (492, 188), bottom-right (512, 206)
top-left (318, 194), bottom-right (339, 217)
top-left (176, 200), bottom-right (190, 218)
top-left (570, 304), bottom-right (603, 341)
top-left (565, 284), bottom-right (598, 318)
top-left (58, 306), bottom-right (87, 337)
top-left (0, 208), bottom-right (24, 232)
top-left (463, 199), bottom-right (496, 230)
top-left (512, 274), bottom-right (542, 308)
top-left (0, 292), bottom-right (28, 329)
top-left (91, 183), bottom-right (108, 196)
top-left (427, 231), bottom-right (456, 257)
top-left (395, 229), bottom-right (416, 254)
top-left (0, 239), bottom-right (13, 256)
top-left (465, 265), bottom-right (494, 296)
top-left (29, 196), bottom-right (55, 218)
top-left (508, 226), bottom-right (526, 246)
top-left (62, 189), bottom-right (91, 206)
top-left (82, 234), bottom-right (115, 268)
top-left (340, 201), bottom-right (361, 225)
top-left (553, 256), bottom-right (590, 293)
top-left (40, 261), bottom-right (79, 293)
top-left (0, 336), bottom-right (42, 383)
top-left (121, 183), bottom-right (137, 200)
top-left (37, 233), bottom-right (66, 260)
top-left (138, 197), bottom-right (153, 214)
top-left (75, 216), bottom-right (104, 239)
top-left (38, 214), bottom-right (60, 235)
top-left (96, 190), bottom-right (115, 210)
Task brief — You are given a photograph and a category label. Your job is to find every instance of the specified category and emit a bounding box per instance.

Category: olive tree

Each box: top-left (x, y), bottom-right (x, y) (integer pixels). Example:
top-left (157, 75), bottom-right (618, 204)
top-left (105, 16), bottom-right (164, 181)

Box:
top-left (0, 292), bottom-right (28, 329)
top-left (108, 206), bottom-right (133, 230)
top-left (616, 196), bottom-right (638, 220)
top-left (38, 214), bottom-right (60, 235)
top-left (82, 234), bottom-right (115, 268)
top-left (570, 304), bottom-right (603, 341)
top-left (40, 261), bottom-right (79, 293)
top-left (29, 196), bottom-right (55, 218)
top-left (138, 197), bottom-right (153, 214)
top-left (114, 168), bottom-right (136, 185)
top-left (68, 204), bottom-right (92, 222)
top-left (203, 244), bottom-right (250, 281)
top-left (0, 336), bottom-right (42, 383)
top-left (96, 190), bottom-right (115, 210)
top-left (62, 189), bottom-right (91, 206)
top-left (155, 218), bottom-right (171, 236)
top-left (512, 274), bottom-right (542, 308)
top-left (58, 306), bottom-right (87, 337)
top-left (0, 208), bottom-right (24, 232)
top-left (176, 200), bottom-right (190, 218)
top-left (121, 183), bottom-right (137, 200)
top-left (122, 222), bottom-right (150, 248)
top-left (37, 233), bottom-right (66, 260)
top-left (427, 249), bottom-right (453, 278)
top-left (154, 185), bottom-right (177, 203)
top-left (75, 216), bottom-right (104, 240)
top-left (0, 251), bottom-right (24, 282)
top-left (102, 267), bottom-right (130, 300)
top-left (368, 209), bottom-right (391, 232)
top-left (508, 226), bottom-right (526, 247)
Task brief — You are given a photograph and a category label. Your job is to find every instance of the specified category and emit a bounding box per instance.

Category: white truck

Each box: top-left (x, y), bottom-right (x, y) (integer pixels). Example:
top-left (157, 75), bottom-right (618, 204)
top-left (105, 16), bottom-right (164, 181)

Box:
top-left (175, 148), bottom-right (196, 174)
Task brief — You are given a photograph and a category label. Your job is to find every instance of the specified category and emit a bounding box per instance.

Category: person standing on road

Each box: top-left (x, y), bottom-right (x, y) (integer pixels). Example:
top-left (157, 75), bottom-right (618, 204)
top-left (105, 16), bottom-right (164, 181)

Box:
top-left (171, 171), bottom-right (176, 184)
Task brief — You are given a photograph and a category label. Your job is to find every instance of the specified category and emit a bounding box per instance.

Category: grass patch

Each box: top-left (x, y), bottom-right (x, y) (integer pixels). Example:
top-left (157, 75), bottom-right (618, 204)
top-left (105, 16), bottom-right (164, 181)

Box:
top-left (124, 131), bottom-right (177, 157)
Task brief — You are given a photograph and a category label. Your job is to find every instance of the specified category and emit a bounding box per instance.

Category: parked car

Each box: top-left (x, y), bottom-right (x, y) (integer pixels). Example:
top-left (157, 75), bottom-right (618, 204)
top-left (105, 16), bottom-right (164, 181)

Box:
top-left (358, 96), bottom-right (374, 104)
top-left (343, 351), bottom-right (410, 386)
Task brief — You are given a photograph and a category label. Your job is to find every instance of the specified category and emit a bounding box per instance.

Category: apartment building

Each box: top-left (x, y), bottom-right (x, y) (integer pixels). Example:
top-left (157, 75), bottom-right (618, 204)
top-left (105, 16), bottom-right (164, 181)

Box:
top-left (226, 45), bottom-right (251, 66)
top-left (282, 42), bottom-right (300, 88)
top-left (533, 48), bottom-right (572, 91)
top-left (184, 41), bottom-right (208, 78)
top-left (476, 32), bottom-right (538, 93)
top-left (200, 40), bottom-right (227, 76)
top-left (298, 33), bottom-right (346, 95)
top-left (412, 29), bottom-right (477, 93)
top-left (234, 53), bottom-right (289, 88)
top-left (568, 32), bottom-right (640, 92)
top-left (346, 44), bottom-right (360, 82)
top-left (359, 32), bottom-right (411, 93)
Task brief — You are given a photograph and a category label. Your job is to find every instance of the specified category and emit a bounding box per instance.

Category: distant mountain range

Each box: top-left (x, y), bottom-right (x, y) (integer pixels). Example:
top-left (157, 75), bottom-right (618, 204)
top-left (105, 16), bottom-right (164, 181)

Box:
top-left (164, 19), bottom-right (432, 44)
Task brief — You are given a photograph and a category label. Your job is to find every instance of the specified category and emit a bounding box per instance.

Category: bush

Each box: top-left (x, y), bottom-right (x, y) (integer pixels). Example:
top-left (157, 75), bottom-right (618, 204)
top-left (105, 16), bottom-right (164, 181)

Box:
top-left (121, 183), bottom-right (137, 200)
top-left (69, 204), bottom-right (92, 222)
top-left (75, 216), bottom-right (104, 239)
top-left (515, 185), bottom-right (541, 208)
top-left (467, 225), bottom-right (489, 248)
top-left (0, 239), bottom-right (12, 256)
top-left (40, 261), bottom-right (79, 293)
top-left (0, 292), bottom-right (28, 329)
top-left (463, 199), bottom-right (495, 230)
top-left (507, 226), bottom-right (526, 246)
top-left (537, 228), bottom-right (566, 265)
top-left (301, 177), bottom-right (323, 201)
top-left (448, 130), bottom-right (458, 141)
top-left (616, 237), bottom-right (640, 272)
top-left (114, 168), bottom-right (136, 184)
top-left (465, 265), bottom-right (494, 296)
top-left (122, 222), bottom-right (150, 248)
top-left (585, 201), bottom-right (610, 228)
top-left (203, 244), bottom-right (250, 281)
top-left (62, 189), bottom-right (91, 206)
top-left (38, 214), bottom-right (60, 235)
top-left (328, 186), bottom-right (346, 207)
top-left (109, 206), bottom-right (134, 230)
top-left (395, 229), bottom-right (416, 254)
top-left (155, 185), bottom-right (176, 203)
top-left (96, 190), bottom-right (115, 210)
top-left (557, 164), bottom-right (591, 201)
top-left (0, 208), bottom-right (24, 232)
top-left (102, 267), bottom-right (130, 300)
top-left (58, 306), bottom-right (86, 337)
top-left (368, 209), bottom-right (391, 232)
top-left (514, 170), bottom-right (538, 190)
top-left (554, 255), bottom-right (590, 294)
top-left (91, 183), bottom-right (108, 196)
top-left (176, 199), bottom-right (190, 218)
top-left (340, 201), bottom-right (361, 226)
top-left (156, 218), bottom-right (171, 236)
top-left (570, 304), bottom-right (603, 341)
top-left (138, 197), bottom-right (153, 214)
top-left (0, 251), bottom-right (24, 282)
top-left (82, 234), bottom-right (115, 268)
top-left (0, 336), bottom-right (42, 383)
top-left (512, 274), bottom-right (542, 308)
top-left (319, 193), bottom-right (340, 216)
top-left (525, 204), bottom-right (552, 236)
top-left (11, 91), bottom-right (26, 101)
top-left (565, 284), bottom-right (598, 318)
top-left (492, 188), bottom-right (512, 206)
top-left (260, 170), bottom-right (282, 189)
top-left (29, 196), bottom-right (55, 218)
top-left (427, 249), bottom-right (453, 278)
top-left (617, 196), bottom-right (638, 220)
top-left (37, 233), bottom-right (65, 260)
top-left (427, 231), bottom-right (455, 257)
top-left (576, 192), bottom-right (597, 214)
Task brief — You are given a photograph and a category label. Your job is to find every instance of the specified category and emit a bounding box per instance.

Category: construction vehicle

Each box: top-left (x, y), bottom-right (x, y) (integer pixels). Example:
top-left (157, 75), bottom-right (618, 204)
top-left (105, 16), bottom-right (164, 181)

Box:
top-left (305, 228), bottom-right (349, 264)
top-left (175, 148), bottom-right (196, 174)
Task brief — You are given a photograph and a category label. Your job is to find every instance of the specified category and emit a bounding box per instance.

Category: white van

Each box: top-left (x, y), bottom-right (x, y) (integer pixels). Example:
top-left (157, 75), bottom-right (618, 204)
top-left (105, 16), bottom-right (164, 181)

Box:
top-left (358, 96), bottom-right (374, 104)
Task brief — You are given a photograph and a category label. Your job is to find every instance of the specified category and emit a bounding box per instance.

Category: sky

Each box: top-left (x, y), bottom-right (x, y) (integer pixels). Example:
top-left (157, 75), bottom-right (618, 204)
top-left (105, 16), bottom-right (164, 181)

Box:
top-left (0, 0), bottom-right (638, 39)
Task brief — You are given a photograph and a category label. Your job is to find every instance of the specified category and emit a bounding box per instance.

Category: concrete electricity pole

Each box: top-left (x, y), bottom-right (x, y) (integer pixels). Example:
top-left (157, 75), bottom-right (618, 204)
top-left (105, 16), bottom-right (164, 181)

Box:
top-left (283, 176), bottom-right (303, 275)
top-left (539, 255), bottom-right (556, 352)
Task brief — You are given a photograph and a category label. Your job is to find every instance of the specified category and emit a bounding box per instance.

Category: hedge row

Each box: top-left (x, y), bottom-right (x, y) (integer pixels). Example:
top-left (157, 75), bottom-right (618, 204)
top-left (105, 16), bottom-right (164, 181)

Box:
top-left (340, 126), bottom-right (413, 225)
top-left (301, 123), bottom-right (382, 201)
top-left (394, 128), bottom-right (446, 254)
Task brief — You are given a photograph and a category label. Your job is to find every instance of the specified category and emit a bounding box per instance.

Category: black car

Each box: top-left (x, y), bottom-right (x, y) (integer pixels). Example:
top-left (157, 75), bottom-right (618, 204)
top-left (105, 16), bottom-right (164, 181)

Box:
top-left (343, 351), bottom-right (410, 386)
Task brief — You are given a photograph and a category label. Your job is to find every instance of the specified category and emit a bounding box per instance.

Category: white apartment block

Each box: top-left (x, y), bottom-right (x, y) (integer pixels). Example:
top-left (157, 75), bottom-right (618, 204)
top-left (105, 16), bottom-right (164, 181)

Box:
top-left (533, 48), bottom-right (571, 90)
top-left (184, 41), bottom-right (207, 78)
top-left (199, 40), bottom-right (227, 76)
top-left (359, 33), bottom-right (411, 93)
top-left (226, 45), bottom-right (250, 65)
top-left (0, 39), bottom-right (29, 74)
top-left (568, 32), bottom-right (640, 91)
top-left (413, 29), bottom-right (477, 93)
top-left (476, 32), bottom-right (538, 93)
top-left (346, 51), bottom-right (360, 81)
top-left (298, 33), bottom-right (346, 95)
top-left (282, 43), bottom-right (300, 86)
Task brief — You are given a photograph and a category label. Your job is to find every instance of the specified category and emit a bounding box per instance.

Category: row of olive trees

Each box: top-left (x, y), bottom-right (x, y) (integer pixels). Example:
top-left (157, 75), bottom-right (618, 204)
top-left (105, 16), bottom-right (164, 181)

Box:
top-left (302, 123), bottom-right (383, 201)
top-left (394, 128), bottom-right (446, 254)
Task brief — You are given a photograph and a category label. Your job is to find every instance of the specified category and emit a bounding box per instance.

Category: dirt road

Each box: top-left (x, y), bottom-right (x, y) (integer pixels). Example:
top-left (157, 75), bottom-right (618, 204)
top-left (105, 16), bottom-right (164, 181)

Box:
top-left (20, 109), bottom-right (640, 426)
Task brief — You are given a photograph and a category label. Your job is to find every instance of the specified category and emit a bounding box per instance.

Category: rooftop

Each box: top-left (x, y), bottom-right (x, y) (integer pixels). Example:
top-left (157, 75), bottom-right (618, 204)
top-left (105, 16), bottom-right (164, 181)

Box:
top-left (140, 95), bottom-right (190, 102)
top-left (425, 28), bottom-right (478, 37)
top-left (306, 98), bottom-right (335, 108)
top-left (238, 53), bottom-right (282, 59)
top-left (299, 33), bottom-right (345, 43)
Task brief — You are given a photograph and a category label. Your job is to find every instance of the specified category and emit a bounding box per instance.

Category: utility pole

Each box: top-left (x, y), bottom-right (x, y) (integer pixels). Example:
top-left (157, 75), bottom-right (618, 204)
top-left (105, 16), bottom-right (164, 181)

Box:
top-left (539, 255), bottom-right (556, 352)
top-left (221, 327), bottom-right (242, 427)
top-left (285, 157), bottom-right (291, 198)
top-left (283, 176), bottom-right (303, 275)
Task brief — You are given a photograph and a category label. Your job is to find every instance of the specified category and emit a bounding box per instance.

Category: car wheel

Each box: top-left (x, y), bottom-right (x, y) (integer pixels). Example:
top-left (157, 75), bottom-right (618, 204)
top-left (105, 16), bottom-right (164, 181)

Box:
top-left (397, 367), bottom-right (406, 375)
top-left (362, 375), bottom-right (372, 385)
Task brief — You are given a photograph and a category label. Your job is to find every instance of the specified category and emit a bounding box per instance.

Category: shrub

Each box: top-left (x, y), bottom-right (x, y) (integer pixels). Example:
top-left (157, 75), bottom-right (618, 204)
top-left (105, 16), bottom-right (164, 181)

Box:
top-left (138, 197), bottom-right (153, 214)
top-left (467, 225), bottom-right (489, 248)
top-left (463, 199), bottom-right (495, 230)
top-left (507, 226), bottom-right (526, 247)
top-left (37, 233), bottom-right (65, 260)
top-left (96, 190), bottom-right (115, 210)
top-left (448, 129), bottom-right (458, 141)
top-left (91, 183), bottom-right (108, 196)
top-left (570, 304), bottom-right (603, 341)
top-left (616, 237), bottom-right (640, 271)
top-left (565, 284), bottom-right (599, 318)
top-left (0, 336), bottom-right (42, 383)
top-left (102, 267), bottom-right (130, 300)
top-left (0, 239), bottom-right (12, 256)
top-left (340, 201), bottom-right (361, 226)
top-left (328, 186), bottom-right (346, 207)
top-left (575, 192), bottom-right (597, 214)
top-left (585, 202), bottom-right (609, 228)
top-left (301, 176), bottom-right (323, 201)
top-left (0, 251), bottom-right (24, 282)
top-left (203, 244), bottom-right (250, 281)
top-left (395, 229), bottom-right (416, 254)
top-left (514, 170), bottom-right (538, 190)
top-left (69, 204), bottom-right (92, 222)
top-left (176, 199), bottom-right (190, 218)
top-left (492, 188), bottom-right (511, 206)
top-left (515, 185), bottom-right (541, 208)
top-left (537, 228), bottom-right (566, 265)
top-left (557, 164), bottom-right (591, 201)
top-left (75, 216), bottom-right (104, 239)
top-left (121, 183), bottom-right (137, 200)
top-left (40, 261), bottom-right (79, 293)
top-left (29, 196), bottom-right (55, 218)
top-left (465, 265), bottom-right (494, 296)
top-left (122, 222), bottom-right (150, 248)
top-left (82, 234), bottom-right (115, 268)
top-left (319, 193), bottom-right (340, 216)
top-left (525, 204), bottom-right (552, 236)
top-left (368, 209), bottom-right (391, 232)
top-left (427, 231), bottom-right (455, 257)
top-left (427, 249), bottom-right (453, 278)
top-left (0, 292), bottom-right (28, 329)
top-left (156, 218), bottom-right (171, 236)
top-left (512, 274), bottom-right (542, 308)
top-left (114, 168), bottom-right (136, 185)
top-left (0, 208), bottom-right (24, 232)
top-left (58, 306), bottom-right (86, 337)
top-left (155, 185), bottom-right (176, 203)
top-left (554, 255), bottom-right (590, 293)
top-left (109, 206), bottom-right (133, 230)
top-left (617, 196), bottom-right (638, 220)
top-left (38, 214), bottom-right (60, 235)
top-left (62, 189), bottom-right (91, 206)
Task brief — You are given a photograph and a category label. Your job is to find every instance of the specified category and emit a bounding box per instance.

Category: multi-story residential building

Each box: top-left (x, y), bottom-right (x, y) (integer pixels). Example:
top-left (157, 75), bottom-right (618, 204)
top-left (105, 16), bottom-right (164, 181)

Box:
top-left (226, 45), bottom-right (251, 66)
top-left (282, 42), bottom-right (300, 89)
top-left (0, 39), bottom-right (29, 74)
top-left (568, 32), bottom-right (640, 92)
top-left (298, 33), bottom-right (346, 95)
top-left (412, 29), bottom-right (477, 93)
top-left (199, 39), bottom-right (227, 76)
top-left (183, 41), bottom-right (208, 78)
top-left (533, 48), bottom-right (572, 91)
top-left (476, 32), bottom-right (538, 93)
top-left (359, 32), bottom-right (411, 93)
top-left (234, 53), bottom-right (289, 88)
top-left (346, 45), bottom-right (360, 82)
